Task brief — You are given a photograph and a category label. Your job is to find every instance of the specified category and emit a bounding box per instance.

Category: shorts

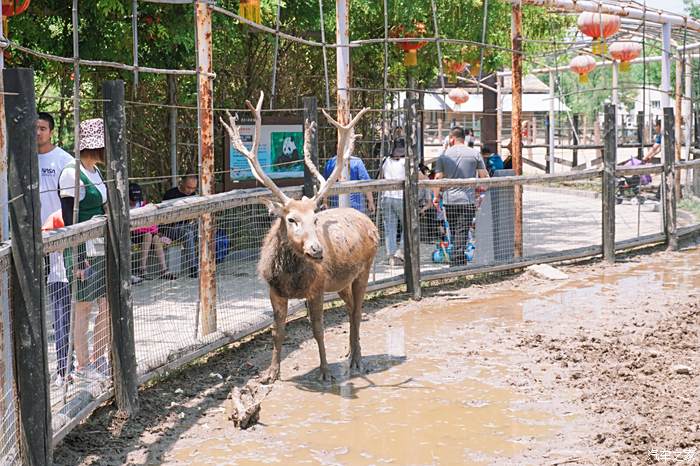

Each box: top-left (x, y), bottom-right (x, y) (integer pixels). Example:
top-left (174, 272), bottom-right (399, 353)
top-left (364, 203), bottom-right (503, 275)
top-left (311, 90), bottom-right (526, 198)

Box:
top-left (76, 255), bottom-right (106, 302)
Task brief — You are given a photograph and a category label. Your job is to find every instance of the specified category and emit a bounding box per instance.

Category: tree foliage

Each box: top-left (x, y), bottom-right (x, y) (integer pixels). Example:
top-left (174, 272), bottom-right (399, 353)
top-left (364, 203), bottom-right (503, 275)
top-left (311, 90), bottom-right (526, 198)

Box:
top-left (8, 0), bottom-right (570, 196)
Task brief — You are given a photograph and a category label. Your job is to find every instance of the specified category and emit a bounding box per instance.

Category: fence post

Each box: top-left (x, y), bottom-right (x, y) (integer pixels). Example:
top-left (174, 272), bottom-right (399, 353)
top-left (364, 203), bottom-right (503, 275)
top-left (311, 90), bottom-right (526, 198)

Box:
top-left (637, 112), bottom-right (645, 160)
top-left (572, 114), bottom-right (579, 168)
top-left (5, 68), bottom-right (52, 465)
top-left (663, 107), bottom-right (678, 251)
top-left (302, 96), bottom-right (319, 198)
top-left (195, 0), bottom-right (217, 336)
top-left (103, 80), bottom-right (139, 414)
top-left (403, 94), bottom-right (421, 300)
top-left (602, 103), bottom-right (616, 263)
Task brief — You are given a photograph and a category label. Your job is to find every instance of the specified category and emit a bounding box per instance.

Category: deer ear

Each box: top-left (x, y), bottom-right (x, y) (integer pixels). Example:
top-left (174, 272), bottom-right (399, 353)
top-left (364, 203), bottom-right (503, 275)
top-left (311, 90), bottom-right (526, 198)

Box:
top-left (263, 198), bottom-right (286, 217)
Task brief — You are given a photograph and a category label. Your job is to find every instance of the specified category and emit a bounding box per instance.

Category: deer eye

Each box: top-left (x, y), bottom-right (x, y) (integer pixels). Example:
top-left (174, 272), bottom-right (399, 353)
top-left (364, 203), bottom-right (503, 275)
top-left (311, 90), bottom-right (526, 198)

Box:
top-left (287, 217), bottom-right (297, 225)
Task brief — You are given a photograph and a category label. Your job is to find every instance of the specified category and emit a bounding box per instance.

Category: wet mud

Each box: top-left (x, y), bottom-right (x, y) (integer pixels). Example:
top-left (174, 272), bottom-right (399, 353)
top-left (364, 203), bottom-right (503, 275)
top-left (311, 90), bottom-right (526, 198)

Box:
top-left (54, 247), bottom-right (700, 465)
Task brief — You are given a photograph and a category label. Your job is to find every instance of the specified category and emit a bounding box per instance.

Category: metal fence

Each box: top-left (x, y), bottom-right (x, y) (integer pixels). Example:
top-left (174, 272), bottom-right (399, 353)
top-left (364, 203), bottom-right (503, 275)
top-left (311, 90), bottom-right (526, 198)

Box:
top-left (0, 245), bottom-right (18, 466)
top-left (1, 157), bottom-right (699, 461)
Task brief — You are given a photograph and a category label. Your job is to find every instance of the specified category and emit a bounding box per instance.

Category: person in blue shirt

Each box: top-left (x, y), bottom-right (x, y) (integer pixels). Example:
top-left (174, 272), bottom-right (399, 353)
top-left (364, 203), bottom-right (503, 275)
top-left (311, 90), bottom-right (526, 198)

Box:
top-left (323, 155), bottom-right (376, 214)
top-left (480, 145), bottom-right (504, 176)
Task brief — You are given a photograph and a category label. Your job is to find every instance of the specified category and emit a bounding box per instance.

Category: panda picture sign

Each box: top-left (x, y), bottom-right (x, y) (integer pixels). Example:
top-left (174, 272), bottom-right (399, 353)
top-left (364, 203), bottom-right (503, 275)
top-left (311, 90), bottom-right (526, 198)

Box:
top-left (228, 115), bottom-right (304, 181)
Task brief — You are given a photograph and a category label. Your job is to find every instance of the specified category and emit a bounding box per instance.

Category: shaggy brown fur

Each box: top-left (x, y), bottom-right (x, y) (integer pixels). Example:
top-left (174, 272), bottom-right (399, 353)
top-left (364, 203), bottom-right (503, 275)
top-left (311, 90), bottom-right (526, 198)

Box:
top-left (257, 200), bottom-right (378, 383)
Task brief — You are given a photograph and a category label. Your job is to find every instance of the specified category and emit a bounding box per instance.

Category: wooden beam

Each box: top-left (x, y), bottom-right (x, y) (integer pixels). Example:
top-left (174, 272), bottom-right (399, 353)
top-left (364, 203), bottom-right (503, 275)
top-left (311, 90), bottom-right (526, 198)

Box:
top-left (403, 85), bottom-right (421, 300)
top-left (5, 67), bottom-right (52, 466)
top-left (663, 107), bottom-right (678, 251)
top-left (103, 80), bottom-right (139, 414)
top-left (511, 3), bottom-right (523, 257)
top-left (602, 103), bottom-right (617, 263)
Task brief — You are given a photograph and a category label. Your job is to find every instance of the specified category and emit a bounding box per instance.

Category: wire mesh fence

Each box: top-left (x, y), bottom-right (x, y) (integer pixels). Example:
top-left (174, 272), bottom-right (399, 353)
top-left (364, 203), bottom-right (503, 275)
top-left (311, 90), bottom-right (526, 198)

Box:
top-left (43, 229), bottom-right (113, 437)
top-left (0, 247), bottom-right (19, 466)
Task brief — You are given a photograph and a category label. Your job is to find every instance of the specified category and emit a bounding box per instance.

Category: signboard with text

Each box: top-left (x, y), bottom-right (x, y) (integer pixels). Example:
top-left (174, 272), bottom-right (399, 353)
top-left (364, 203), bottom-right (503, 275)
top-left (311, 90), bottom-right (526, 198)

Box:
top-left (228, 117), bottom-right (304, 181)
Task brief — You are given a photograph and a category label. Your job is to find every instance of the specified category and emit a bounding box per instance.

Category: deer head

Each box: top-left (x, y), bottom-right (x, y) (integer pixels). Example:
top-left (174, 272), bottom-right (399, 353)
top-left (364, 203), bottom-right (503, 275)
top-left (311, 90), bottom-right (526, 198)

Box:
top-left (220, 91), bottom-right (369, 260)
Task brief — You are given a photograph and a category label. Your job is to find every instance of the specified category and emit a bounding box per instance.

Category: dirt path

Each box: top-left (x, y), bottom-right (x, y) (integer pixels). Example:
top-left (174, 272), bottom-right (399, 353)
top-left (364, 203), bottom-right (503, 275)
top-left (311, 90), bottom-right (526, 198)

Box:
top-left (54, 246), bottom-right (700, 465)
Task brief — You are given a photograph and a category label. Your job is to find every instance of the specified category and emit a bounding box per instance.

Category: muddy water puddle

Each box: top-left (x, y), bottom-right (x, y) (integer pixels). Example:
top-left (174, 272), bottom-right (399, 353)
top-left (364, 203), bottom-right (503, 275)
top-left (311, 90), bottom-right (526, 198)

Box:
top-left (166, 248), bottom-right (700, 465)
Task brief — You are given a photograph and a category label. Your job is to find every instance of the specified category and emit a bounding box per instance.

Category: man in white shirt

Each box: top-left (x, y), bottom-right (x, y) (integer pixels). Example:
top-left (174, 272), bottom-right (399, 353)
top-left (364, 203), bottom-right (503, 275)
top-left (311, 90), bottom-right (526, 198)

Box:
top-left (380, 140), bottom-right (406, 266)
top-left (37, 112), bottom-right (74, 385)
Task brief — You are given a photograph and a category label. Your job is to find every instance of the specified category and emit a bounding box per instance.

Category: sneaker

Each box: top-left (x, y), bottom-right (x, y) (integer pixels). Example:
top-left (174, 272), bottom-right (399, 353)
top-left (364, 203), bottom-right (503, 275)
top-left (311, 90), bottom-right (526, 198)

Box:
top-left (52, 373), bottom-right (65, 388)
top-left (131, 275), bottom-right (144, 285)
top-left (392, 254), bottom-right (404, 265)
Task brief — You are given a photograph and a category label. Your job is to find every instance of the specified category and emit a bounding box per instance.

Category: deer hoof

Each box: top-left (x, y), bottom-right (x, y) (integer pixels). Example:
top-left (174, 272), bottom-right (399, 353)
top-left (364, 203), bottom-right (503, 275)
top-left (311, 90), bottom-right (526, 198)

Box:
top-left (259, 367), bottom-right (280, 385)
top-left (349, 355), bottom-right (363, 374)
top-left (318, 367), bottom-right (334, 383)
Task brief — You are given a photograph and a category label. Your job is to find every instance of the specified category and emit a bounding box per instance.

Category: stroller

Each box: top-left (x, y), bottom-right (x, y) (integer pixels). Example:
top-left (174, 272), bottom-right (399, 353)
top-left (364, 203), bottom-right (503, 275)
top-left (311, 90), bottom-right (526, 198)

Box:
top-left (616, 157), bottom-right (651, 205)
top-left (431, 202), bottom-right (476, 264)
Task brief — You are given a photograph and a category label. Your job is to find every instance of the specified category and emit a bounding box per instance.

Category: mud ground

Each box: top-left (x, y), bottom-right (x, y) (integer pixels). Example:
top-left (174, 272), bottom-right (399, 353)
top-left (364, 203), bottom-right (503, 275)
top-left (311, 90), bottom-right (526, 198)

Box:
top-left (54, 245), bottom-right (700, 465)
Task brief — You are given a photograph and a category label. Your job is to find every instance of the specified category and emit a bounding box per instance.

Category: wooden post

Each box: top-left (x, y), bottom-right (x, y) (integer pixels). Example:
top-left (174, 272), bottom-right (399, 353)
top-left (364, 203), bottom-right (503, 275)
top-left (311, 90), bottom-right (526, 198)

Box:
top-left (302, 96), bottom-right (319, 198)
top-left (572, 114), bottom-right (580, 167)
top-left (636, 112), bottom-right (645, 160)
top-left (511, 4), bottom-right (523, 257)
top-left (663, 107), bottom-right (678, 251)
top-left (481, 73), bottom-right (497, 149)
top-left (168, 74), bottom-right (178, 188)
top-left (602, 103), bottom-right (617, 263)
top-left (594, 119), bottom-right (602, 162)
top-left (195, 0), bottom-right (217, 335)
top-left (403, 89), bottom-right (421, 300)
top-left (103, 80), bottom-right (139, 414)
top-left (5, 68), bottom-right (52, 465)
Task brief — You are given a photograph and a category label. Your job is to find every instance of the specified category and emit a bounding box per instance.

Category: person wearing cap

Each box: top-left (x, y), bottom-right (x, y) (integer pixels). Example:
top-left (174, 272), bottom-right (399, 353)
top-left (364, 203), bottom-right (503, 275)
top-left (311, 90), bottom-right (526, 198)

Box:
top-left (58, 118), bottom-right (110, 381)
top-left (129, 183), bottom-right (176, 281)
top-left (37, 111), bottom-right (74, 387)
top-left (379, 139), bottom-right (406, 267)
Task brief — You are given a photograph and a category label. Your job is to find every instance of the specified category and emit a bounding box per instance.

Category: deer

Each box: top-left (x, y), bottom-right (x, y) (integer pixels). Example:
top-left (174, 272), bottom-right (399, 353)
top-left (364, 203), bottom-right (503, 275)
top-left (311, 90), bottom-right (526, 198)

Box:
top-left (220, 92), bottom-right (378, 383)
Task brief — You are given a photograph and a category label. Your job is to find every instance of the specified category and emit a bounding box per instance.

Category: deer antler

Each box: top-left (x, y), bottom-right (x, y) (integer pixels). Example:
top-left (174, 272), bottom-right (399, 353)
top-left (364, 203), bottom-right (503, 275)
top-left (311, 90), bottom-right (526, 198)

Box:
top-left (302, 120), bottom-right (324, 194)
top-left (313, 107), bottom-right (371, 203)
top-left (219, 91), bottom-right (291, 205)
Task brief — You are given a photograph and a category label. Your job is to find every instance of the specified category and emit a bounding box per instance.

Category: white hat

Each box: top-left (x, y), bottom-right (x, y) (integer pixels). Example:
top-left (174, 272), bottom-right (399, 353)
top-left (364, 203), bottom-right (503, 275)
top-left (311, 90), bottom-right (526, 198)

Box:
top-left (78, 118), bottom-right (105, 152)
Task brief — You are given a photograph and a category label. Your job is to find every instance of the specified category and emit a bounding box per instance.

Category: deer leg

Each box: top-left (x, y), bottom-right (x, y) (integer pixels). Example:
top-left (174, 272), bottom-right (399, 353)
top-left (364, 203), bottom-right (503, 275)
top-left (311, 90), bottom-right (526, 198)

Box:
top-left (260, 289), bottom-right (288, 384)
top-left (337, 287), bottom-right (354, 358)
top-left (348, 269), bottom-right (370, 373)
top-left (308, 295), bottom-right (332, 382)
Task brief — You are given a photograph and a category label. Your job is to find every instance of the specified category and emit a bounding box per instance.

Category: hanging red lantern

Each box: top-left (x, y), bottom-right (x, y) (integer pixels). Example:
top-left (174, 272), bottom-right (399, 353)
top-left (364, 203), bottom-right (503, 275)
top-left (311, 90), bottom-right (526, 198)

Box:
top-left (239, 0), bottom-right (261, 24)
top-left (577, 12), bottom-right (620, 55)
top-left (609, 41), bottom-right (642, 72)
top-left (448, 88), bottom-right (470, 106)
top-left (444, 59), bottom-right (468, 82)
top-left (390, 22), bottom-right (428, 67)
top-left (569, 55), bottom-right (596, 84)
top-left (2, 0), bottom-right (30, 17)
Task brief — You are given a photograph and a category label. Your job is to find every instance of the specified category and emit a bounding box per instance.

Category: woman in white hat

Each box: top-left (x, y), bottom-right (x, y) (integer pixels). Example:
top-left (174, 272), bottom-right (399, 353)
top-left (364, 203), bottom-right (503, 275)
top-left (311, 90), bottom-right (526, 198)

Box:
top-left (59, 118), bottom-right (110, 382)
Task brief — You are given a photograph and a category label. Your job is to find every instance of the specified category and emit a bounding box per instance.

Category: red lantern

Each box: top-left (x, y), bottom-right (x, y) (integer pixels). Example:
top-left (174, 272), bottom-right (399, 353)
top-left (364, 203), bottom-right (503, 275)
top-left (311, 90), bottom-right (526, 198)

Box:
top-left (390, 22), bottom-right (427, 67)
top-left (569, 55), bottom-right (596, 84)
top-left (2, 0), bottom-right (30, 17)
top-left (448, 88), bottom-right (470, 106)
top-left (609, 41), bottom-right (642, 72)
top-left (239, 0), bottom-right (261, 24)
top-left (444, 59), bottom-right (468, 82)
top-left (577, 12), bottom-right (620, 54)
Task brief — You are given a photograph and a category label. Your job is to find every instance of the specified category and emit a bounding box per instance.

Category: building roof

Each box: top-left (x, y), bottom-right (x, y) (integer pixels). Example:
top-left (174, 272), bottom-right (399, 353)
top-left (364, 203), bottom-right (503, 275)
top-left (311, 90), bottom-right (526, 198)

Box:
top-left (502, 74), bottom-right (552, 93)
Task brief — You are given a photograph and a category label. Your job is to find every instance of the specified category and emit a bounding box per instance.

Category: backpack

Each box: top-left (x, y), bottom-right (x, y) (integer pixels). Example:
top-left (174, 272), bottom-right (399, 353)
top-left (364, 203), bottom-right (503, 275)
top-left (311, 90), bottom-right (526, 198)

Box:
top-left (487, 154), bottom-right (504, 175)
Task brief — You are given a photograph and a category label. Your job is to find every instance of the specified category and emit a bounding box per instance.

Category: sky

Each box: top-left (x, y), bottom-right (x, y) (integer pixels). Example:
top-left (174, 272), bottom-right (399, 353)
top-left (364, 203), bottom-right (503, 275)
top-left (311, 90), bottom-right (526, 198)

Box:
top-left (644, 0), bottom-right (688, 16)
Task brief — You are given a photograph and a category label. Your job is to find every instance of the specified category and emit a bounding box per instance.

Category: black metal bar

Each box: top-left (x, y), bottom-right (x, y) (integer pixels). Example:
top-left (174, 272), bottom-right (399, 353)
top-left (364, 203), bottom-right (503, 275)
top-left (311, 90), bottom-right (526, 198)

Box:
top-left (602, 103), bottom-right (616, 263)
top-left (636, 112), bottom-right (644, 160)
top-left (572, 114), bottom-right (579, 167)
top-left (103, 80), bottom-right (139, 413)
top-left (5, 67), bottom-right (52, 465)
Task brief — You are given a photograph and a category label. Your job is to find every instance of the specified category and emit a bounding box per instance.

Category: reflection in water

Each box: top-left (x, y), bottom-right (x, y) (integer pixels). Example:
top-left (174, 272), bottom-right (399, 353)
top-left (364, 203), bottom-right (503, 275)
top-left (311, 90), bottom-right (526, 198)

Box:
top-left (167, 248), bottom-right (700, 465)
